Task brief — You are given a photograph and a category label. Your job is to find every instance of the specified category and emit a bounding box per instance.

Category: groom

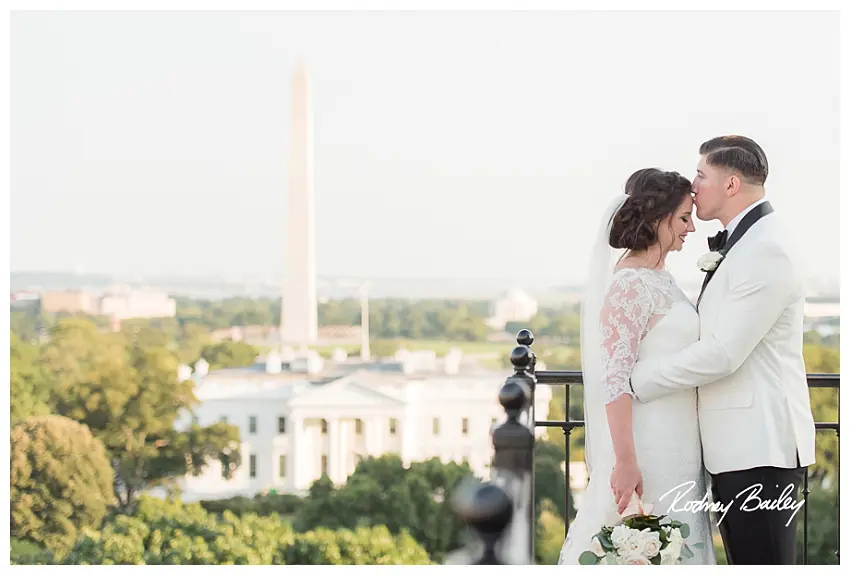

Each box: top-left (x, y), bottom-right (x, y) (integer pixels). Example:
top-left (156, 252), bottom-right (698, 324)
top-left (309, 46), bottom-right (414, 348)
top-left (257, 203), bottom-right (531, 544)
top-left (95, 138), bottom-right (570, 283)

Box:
top-left (630, 135), bottom-right (816, 565)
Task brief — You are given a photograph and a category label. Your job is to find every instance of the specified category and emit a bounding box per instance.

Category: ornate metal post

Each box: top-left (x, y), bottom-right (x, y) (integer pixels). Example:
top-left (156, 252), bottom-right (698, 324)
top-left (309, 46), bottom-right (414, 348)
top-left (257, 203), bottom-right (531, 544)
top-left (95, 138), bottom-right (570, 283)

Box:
top-left (446, 479), bottom-right (515, 564)
top-left (490, 330), bottom-right (537, 564)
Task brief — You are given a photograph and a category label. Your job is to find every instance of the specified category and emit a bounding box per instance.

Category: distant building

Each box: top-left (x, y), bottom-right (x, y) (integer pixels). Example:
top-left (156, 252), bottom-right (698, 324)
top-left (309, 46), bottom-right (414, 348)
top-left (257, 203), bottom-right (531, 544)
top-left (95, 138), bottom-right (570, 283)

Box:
top-left (169, 351), bottom-right (551, 501)
top-left (40, 290), bottom-right (100, 315)
top-left (99, 287), bottom-right (176, 320)
top-left (10, 291), bottom-right (40, 312)
top-left (487, 287), bottom-right (539, 330)
top-left (36, 286), bottom-right (176, 320)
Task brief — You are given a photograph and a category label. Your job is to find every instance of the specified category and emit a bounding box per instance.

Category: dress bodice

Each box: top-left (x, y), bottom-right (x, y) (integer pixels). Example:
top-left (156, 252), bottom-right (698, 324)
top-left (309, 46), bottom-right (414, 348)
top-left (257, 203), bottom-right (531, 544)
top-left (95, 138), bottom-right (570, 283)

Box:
top-left (600, 267), bottom-right (700, 404)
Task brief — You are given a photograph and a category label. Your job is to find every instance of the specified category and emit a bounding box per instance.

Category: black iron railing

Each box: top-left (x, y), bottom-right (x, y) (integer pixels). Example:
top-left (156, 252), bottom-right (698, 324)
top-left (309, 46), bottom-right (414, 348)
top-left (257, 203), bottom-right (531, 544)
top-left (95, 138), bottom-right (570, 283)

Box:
top-left (452, 329), bottom-right (840, 565)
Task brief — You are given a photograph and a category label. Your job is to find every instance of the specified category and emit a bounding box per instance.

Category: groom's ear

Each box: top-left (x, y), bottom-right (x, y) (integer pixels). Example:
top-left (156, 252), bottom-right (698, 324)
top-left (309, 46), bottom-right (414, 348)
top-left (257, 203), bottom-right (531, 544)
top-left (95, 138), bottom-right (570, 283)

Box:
top-left (725, 174), bottom-right (742, 197)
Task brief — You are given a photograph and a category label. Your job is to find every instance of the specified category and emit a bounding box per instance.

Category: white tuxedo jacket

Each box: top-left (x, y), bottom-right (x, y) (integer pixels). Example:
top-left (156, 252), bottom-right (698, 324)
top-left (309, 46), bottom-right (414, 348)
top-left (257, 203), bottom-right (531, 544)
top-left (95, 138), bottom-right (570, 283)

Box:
top-left (631, 211), bottom-right (816, 475)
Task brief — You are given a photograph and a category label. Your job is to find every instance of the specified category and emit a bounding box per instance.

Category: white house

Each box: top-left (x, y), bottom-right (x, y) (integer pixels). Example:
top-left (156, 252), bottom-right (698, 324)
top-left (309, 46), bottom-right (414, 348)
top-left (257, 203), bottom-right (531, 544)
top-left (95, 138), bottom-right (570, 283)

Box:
top-left (173, 351), bottom-right (551, 501)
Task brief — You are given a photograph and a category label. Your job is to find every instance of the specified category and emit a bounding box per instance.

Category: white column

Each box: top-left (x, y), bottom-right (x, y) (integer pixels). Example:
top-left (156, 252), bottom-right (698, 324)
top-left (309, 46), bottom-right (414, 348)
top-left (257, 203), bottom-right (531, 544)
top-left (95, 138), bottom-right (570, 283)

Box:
top-left (401, 410), bottom-right (415, 466)
top-left (290, 414), bottom-right (304, 490)
top-left (328, 418), bottom-right (342, 484)
top-left (339, 419), bottom-right (351, 479)
top-left (368, 416), bottom-right (383, 456)
top-left (365, 416), bottom-right (378, 457)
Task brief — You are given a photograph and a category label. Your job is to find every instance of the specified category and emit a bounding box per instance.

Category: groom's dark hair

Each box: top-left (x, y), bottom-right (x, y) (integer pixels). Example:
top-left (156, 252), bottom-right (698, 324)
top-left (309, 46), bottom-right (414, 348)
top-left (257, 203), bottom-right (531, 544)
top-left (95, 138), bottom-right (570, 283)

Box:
top-left (699, 135), bottom-right (769, 185)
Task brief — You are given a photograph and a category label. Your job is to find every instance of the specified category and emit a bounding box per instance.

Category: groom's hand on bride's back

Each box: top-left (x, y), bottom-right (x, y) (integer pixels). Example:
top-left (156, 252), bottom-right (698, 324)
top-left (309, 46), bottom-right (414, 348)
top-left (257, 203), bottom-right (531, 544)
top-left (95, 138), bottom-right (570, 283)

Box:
top-left (628, 376), bottom-right (647, 403)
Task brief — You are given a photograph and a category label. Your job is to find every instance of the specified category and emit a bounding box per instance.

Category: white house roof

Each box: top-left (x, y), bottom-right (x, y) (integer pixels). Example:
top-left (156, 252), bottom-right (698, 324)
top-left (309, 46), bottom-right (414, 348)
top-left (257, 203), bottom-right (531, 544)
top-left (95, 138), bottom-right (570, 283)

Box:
top-left (288, 373), bottom-right (406, 408)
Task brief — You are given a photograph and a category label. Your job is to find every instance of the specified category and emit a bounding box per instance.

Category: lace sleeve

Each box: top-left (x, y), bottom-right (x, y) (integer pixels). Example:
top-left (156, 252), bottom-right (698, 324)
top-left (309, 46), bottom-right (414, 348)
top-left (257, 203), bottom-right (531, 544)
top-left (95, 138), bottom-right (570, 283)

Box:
top-left (600, 271), bottom-right (654, 404)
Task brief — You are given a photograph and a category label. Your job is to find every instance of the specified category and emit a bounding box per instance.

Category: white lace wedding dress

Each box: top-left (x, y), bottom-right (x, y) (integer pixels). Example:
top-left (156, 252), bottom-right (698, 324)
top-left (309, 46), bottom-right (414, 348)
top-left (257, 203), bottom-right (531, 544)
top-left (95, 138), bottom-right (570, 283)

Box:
top-left (558, 267), bottom-right (716, 565)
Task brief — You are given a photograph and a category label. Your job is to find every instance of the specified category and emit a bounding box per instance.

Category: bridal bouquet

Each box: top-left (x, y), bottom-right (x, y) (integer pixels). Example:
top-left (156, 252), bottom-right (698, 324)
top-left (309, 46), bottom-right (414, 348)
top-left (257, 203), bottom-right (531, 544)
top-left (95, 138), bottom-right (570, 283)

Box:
top-left (578, 499), bottom-right (702, 565)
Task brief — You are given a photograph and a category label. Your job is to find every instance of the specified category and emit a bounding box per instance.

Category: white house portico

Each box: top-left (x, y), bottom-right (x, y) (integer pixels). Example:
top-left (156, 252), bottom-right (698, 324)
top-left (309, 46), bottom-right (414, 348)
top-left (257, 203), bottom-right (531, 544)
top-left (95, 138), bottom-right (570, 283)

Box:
top-left (173, 351), bottom-right (551, 502)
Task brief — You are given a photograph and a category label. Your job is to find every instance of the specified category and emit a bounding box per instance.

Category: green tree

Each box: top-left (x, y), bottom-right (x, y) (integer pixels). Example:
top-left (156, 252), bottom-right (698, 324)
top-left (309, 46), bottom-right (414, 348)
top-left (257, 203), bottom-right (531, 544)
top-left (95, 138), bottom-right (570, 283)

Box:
top-left (201, 340), bottom-right (259, 369)
top-left (797, 485), bottom-right (839, 565)
top-left (369, 339), bottom-right (401, 358)
top-left (535, 441), bottom-right (568, 520)
top-left (546, 313), bottom-right (581, 341)
top-left (41, 319), bottom-right (241, 510)
top-left (169, 295), bottom-right (500, 343)
top-left (10, 309), bottom-right (45, 343)
top-left (285, 525), bottom-right (431, 565)
top-left (505, 310), bottom-right (580, 342)
top-left (199, 492), bottom-right (305, 518)
top-left (294, 455), bottom-right (473, 562)
top-left (319, 299), bottom-right (362, 326)
top-left (294, 475), bottom-right (344, 530)
top-left (10, 332), bottom-right (51, 423)
top-left (11, 538), bottom-right (54, 565)
top-left (11, 415), bottom-right (115, 557)
top-left (120, 317), bottom-right (181, 349)
top-left (65, 496), bottom-right (293, 565)
top-left (175, 323), bottom-right (212, 364)
top-left (63, 495), bottom-right (431, 565)
top-left (536, 498), bottom-right (567, 564)
top-left (175, 296), bottom-right (279, 330)
top-left (804, 343), bottom-right (840, 374)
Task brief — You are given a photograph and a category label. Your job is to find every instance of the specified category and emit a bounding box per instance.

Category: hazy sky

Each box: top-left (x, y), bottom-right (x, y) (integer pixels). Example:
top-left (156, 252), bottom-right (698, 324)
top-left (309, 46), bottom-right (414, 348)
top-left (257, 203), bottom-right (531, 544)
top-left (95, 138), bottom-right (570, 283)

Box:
top-left (11, 10), bottom-right (840, 288)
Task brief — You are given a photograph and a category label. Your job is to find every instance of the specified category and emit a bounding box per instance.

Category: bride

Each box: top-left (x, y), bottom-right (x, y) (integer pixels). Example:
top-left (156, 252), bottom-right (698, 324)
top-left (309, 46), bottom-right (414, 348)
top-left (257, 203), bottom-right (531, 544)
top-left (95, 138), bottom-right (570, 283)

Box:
top-left (557, 168), bottom-right (716, 565)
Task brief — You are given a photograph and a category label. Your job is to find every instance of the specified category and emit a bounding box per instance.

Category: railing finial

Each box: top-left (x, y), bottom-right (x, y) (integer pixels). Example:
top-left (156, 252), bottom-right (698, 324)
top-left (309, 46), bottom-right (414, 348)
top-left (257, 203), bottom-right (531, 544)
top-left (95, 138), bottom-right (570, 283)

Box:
top-left (516, 328), bottom-right (534, 347)
top-left (451, 479), bottom-right (514, 564)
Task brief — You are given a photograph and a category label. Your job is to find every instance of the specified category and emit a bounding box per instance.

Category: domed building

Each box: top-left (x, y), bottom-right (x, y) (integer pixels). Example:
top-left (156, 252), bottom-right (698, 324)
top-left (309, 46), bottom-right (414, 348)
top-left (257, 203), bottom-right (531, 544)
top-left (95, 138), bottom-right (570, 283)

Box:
top-left (487, 287), bottom-right (539, 330)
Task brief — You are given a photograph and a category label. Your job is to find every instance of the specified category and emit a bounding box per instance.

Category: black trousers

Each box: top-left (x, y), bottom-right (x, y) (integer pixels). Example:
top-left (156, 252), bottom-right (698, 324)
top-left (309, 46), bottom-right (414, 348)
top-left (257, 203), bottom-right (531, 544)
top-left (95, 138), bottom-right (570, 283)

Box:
top-left (709, 462), bottom-right (806, 565)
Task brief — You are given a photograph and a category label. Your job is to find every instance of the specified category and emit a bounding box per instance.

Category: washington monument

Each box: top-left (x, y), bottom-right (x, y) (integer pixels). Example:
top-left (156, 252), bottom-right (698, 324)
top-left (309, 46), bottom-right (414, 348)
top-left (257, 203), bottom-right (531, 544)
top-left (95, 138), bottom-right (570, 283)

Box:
top-left (281, 62), bottom-right (318, 346)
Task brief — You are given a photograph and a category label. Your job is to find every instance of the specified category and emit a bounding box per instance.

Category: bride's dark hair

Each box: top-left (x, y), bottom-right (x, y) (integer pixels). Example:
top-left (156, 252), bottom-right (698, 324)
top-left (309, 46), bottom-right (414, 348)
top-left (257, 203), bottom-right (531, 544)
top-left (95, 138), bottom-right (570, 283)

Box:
top-left (609, 168), bottom-right (693, 251)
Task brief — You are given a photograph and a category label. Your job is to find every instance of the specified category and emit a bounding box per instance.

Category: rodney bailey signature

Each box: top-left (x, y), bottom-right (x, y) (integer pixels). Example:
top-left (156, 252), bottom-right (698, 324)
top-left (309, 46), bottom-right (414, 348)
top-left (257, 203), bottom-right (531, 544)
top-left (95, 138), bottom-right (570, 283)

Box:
top-left (658, 481), bottom-right (806, 527)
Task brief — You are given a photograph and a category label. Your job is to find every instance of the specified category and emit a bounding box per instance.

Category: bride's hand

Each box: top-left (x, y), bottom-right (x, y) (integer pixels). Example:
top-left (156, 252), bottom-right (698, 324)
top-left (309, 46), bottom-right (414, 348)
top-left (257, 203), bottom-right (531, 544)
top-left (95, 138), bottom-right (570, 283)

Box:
top-left (610, 459), bottom-right (644, 514)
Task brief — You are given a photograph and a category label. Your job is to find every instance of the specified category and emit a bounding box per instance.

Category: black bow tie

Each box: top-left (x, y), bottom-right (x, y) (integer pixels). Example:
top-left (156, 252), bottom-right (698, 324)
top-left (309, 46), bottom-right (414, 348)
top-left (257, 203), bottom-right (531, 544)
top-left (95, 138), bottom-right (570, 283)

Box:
top-left (707, 230), bottom-right (728, 252)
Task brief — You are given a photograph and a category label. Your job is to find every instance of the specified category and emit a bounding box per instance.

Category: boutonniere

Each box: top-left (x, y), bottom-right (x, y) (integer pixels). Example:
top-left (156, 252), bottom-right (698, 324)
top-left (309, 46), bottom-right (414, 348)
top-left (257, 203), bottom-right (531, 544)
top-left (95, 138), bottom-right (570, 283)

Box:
top-left (697, 251), bottom-right (724, 272)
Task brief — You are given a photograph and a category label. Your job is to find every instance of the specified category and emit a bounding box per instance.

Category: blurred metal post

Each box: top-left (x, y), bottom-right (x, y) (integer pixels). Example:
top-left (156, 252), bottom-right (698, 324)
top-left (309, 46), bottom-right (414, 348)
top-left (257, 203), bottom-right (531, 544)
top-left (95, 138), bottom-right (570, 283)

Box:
top-left (490, 330), bottom-right (537, 564)
top-left (447, 479), bottom-right (515, 564)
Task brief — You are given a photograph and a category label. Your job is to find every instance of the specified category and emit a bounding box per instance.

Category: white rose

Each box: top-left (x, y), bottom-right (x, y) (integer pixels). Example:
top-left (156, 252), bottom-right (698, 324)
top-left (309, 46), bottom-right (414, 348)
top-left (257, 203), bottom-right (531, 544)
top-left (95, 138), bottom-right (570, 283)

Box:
top-left (639, 530), bottom-right (662, 558)
top-left (623, 554), bottom-right (652, 565)
top-left (697, 251), bottom-right (724, 272)
top-left (610, 524), bottom-right (632, 550)
top-left (615, 554), bottom-right (627, 565)
top-left (589, 536), bottom-right (606, 558)
top-left (660, 547), bottom-right (679, 565)
top-left (622, 531), bottom-right (643, 556)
